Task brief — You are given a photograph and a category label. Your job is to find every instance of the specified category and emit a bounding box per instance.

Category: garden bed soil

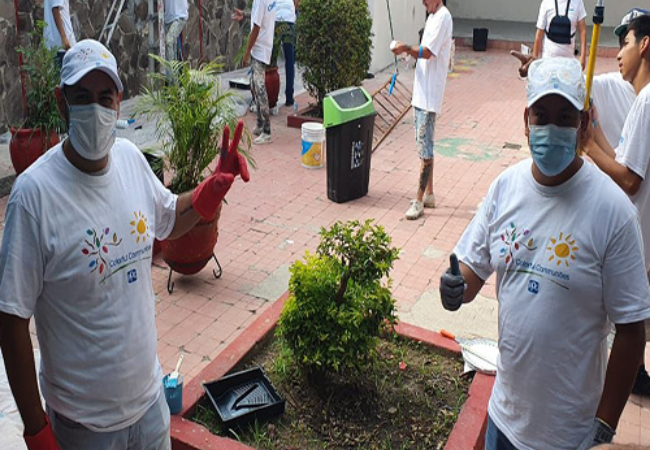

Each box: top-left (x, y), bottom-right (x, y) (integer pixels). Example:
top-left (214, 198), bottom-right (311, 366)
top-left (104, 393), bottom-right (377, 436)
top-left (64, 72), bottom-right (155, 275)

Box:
top-left (287, 105), bottom-right (323, 129)
top-left (192, 333), bottom-right (471, 450)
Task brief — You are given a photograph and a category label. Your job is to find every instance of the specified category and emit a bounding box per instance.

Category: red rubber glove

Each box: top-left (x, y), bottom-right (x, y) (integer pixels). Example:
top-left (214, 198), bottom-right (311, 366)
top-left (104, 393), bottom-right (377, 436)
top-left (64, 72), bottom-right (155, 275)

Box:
top-left (191, 120), bottom-right (250, 220)
top-left (24, 416), bottom-right (61, 450)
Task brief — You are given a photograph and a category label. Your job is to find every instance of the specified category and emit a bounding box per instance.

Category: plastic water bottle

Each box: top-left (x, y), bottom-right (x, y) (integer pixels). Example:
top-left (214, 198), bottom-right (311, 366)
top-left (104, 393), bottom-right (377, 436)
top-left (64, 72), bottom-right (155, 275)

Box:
top-left (293, 102), bottom-right (298, 116)
top-left (116, 119), bottom-right (135, 129)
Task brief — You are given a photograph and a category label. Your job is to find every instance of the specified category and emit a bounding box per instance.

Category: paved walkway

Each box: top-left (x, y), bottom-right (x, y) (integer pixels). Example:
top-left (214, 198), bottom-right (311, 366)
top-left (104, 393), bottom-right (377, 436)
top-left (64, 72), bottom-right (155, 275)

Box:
top-left (1, 47), bottom-right (649, 444)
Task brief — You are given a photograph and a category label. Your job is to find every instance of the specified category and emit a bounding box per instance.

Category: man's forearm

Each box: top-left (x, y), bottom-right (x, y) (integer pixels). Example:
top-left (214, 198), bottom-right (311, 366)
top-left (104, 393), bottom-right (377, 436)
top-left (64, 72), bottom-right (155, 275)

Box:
top-left (533, 29), bottom-right (544, 58)
top-left (167, 192), bottom-right (201, 240)
top-left (52, 7), bottom-right (70, 48)
top-left (0, 313), bottom-right (47, 436)
top-left (246, 26), bottom-right (261, 56)
top-left (597, 322), bottom-right (645, 428)
top-left (586, 141), bottom-right (641, 196)
top-left (579, 21), bottom-right (587, 61)
top-left (402, 45), bottom-right (433, 60)
top-left (460, 262), bottom-right (485, 304)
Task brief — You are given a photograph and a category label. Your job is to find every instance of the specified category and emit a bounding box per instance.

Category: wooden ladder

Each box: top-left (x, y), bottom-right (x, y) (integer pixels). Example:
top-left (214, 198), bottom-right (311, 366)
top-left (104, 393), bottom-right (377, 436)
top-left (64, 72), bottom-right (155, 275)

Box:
top-left (371, 75), bottom-right (413, 152)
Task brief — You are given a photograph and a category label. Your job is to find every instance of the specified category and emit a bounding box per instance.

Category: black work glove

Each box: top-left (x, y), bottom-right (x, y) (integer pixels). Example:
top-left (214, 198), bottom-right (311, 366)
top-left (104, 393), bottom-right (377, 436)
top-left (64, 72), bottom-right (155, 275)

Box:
top-left (440, 253), bottom-right (465, 311)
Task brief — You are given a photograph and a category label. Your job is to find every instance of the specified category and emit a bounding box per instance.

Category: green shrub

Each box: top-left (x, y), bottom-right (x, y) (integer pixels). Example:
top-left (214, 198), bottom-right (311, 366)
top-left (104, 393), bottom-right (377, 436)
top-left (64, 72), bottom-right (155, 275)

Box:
top-left (277, 220), bottom-right (399, 377)
top-left (15, 21), bottom-right (66, 135)
top-left (295, 0), bottom-right (373, 112)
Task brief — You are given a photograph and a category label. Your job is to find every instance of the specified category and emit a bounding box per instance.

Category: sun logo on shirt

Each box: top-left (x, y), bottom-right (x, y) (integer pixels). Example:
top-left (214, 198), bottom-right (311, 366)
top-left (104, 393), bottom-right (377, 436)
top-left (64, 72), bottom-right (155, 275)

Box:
top-left (547, 232), bottom-right (579, 267)
top-left (130, 211), bottom-right (150, 244)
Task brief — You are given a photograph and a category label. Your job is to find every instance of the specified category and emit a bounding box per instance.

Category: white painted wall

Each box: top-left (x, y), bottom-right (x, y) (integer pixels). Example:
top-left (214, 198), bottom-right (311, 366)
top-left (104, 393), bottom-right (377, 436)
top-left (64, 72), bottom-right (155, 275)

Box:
top-left (368, 0), bottom-right (427, 73)
top-left (446, 0), bottom-right (640, 28)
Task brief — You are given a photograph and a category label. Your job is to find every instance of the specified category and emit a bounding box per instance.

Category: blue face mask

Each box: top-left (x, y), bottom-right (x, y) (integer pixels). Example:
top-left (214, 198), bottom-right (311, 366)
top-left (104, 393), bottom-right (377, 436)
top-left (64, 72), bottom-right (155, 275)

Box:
top-left (528, 123), bottom-right (578, 177)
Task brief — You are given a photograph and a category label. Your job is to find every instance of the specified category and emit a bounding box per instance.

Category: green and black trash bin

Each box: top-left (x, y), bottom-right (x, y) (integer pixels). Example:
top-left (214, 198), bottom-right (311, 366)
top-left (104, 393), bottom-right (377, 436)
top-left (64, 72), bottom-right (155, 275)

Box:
top-left (323, 86), bottom-right (376, 203)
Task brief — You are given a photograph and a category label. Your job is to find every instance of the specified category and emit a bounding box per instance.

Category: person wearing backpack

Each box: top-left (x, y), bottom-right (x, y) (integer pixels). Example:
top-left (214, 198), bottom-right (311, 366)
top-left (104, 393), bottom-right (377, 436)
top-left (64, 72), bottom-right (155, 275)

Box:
top-left (534, 0), bottom-right (588, 69)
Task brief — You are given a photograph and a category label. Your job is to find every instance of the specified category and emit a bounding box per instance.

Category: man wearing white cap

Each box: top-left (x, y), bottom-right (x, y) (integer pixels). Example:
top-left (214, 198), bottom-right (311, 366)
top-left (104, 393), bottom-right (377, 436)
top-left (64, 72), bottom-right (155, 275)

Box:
top-left (0, 40), bottom-right (249, 450)
top-left (440, 57), bottom-right (650, 450)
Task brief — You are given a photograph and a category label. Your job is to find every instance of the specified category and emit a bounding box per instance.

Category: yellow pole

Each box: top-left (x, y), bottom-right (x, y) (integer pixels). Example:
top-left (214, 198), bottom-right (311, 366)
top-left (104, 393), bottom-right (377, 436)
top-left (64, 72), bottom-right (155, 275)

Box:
top-left (584, 23), bottom-right (602, 110)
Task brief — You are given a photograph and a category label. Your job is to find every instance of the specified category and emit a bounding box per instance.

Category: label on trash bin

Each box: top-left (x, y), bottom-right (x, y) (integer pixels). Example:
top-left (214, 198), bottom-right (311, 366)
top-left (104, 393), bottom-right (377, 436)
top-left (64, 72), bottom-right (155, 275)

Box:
top-left (302, 140), bottom-right (322, 169)
top-left (351, 141), bottom-right (364, 170)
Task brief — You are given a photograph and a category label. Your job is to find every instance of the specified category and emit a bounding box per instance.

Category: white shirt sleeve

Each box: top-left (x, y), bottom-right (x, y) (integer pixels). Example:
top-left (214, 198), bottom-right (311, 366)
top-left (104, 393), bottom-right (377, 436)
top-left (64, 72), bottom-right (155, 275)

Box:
top-left (616, 94), bottom-right (650, 180)
top-left (423, 13), bottom-right (451, 57)
top-left (0, 202), bottom-right (44, 319)
top-left (577, 0), bottom-right (587, 21)
top-left (601, 216), bottom-right (650, 324)
top-left (454, 185), bottom-right (496, 282)
top-left (251, 0), bottom-right (266, 28)
top-left (536, 0), bottom-right (549, 31)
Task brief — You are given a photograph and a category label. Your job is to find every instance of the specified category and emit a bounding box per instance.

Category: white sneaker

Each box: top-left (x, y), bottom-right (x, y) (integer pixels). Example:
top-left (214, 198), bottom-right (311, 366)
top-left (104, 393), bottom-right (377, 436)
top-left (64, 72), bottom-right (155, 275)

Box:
top-left (253, 133), bottom-right (272, 145)
top-left (252, 126), bottom-right (263, 136)
top-left (423, 193), bottom-right (436, 208)
top-left (405, 200), bottom-right (424, 220)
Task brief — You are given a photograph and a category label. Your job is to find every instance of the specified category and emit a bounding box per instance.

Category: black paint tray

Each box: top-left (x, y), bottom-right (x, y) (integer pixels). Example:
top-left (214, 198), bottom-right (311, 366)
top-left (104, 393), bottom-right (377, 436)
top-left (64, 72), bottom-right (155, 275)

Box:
top-left (203, 366), bottom-right (285, 429)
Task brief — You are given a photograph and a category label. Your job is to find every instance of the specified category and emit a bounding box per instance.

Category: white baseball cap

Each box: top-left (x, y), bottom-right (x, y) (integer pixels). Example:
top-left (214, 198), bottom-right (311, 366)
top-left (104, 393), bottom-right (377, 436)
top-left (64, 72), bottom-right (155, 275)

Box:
top-left (615, 8), bottom-right (650, 37)
top-left (60, 39), bottom-right (123, 92)
top-left (526, 57), bottom-right (586, 111)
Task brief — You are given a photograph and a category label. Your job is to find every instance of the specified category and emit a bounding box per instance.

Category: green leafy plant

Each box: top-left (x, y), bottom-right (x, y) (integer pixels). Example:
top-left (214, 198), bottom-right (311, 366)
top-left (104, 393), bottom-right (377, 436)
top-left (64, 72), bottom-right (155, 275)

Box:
top-left (135, 56), bottom-right (253, 193)
top-left (277, 220), bottom-right (400, 378)
top-left (295, 0), bottom-right (373, 113)
top-left (15, 21), bottom-right (66, 135)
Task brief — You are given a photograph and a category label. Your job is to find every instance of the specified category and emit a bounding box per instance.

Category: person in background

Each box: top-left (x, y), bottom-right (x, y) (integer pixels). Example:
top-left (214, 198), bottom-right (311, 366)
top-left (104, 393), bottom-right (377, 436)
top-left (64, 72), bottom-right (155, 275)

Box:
top-left (232, 0), bottom-right (277, 145)
top-left (441, 57), bottom-right (650, 450)
top-left (164, 0), bottom-right (188, 61)
top-left (534, 0), bottom-right (588, 69)
top-left (391, 0), bottom-right (453, 221)
top-left (44, 0), bottom-right (76, 69)
top-left (0, 40), bottom-right (249, 450)
top-left (274, 0), bottom-right (299, 107)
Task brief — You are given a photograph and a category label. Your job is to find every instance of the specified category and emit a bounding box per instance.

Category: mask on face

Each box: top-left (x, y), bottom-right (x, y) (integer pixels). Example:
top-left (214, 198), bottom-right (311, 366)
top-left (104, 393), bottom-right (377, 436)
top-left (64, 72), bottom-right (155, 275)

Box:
top-left (528, 123), bottom-right (578, 177)
top-left (67, 103), bottom-right (117, 161)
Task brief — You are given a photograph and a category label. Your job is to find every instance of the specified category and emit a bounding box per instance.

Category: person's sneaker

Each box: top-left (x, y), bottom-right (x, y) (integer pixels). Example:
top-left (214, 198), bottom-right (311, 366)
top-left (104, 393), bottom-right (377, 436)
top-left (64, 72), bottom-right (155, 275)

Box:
top-left (252, 126), bottom-right (263, 136)
top-left (253, 133), bottom-right (272, 145)
top-left (405, 200), bottom-right (424, 220)
top-left (632, 367), bottom-right (650, 396)
top-left (423, 192), bottom-right (436, 208)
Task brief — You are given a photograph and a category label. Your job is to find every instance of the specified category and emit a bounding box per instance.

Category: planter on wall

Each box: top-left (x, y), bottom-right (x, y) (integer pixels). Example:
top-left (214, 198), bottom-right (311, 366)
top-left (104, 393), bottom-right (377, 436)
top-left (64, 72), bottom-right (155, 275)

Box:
top-left (9, 128), bottom-right (59, 175)
top-left (168, 292), bottom-right (495, 450)
top-left (286, 105), bottom-right (324, 129)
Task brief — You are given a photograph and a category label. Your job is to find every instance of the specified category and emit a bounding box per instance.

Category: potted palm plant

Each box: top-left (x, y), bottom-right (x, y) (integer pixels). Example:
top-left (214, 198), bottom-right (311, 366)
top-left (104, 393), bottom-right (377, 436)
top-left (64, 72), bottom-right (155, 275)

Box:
top-left (10, 21), bottom-right (66, 174)
top-left (135, 56), bottom-right (252, 289)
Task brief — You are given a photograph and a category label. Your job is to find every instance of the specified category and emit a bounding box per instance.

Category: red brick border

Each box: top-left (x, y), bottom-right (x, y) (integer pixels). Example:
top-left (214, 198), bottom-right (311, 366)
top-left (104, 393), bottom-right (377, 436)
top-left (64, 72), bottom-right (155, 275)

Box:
top-left (170, 293), bottom-right (495, 450)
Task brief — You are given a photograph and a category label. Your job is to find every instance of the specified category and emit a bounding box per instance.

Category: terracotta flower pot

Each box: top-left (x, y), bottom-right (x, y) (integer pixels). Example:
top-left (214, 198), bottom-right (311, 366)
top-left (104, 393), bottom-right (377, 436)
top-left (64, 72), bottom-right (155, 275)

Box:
top-left (160, 203), bottom-right (221, 275)
top-left (9, 128), bottom-right (59, 175)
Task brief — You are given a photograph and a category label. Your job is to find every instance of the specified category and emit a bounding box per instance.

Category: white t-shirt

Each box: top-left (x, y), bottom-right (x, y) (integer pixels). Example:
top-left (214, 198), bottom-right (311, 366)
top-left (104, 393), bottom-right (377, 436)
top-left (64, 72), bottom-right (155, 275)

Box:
top-left (250, 0), bottom-right (278, 65)
top-left (592, 72), bottom-right (636, 149)
top-left (275, 0), bottom-right (296, 23)
top-left (412, 6), bottom-right (453, 114)
top-left (455, 159), bottom-right (650, 450)
top-left (164, 0), bottom-right (188, 23)
top-left (0, 140), bottom-right (178, 432)
top-left (615, 84), bottom-right (650, 269)
top-left (44, 0), bottom-right (76, 50)
top-left (536, 0), bottom-right (587, 58)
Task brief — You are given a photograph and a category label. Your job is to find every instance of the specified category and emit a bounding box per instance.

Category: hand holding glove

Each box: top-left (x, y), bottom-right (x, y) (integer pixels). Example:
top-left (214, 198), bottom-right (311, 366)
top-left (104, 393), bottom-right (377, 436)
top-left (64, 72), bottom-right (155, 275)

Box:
top-left (440, 253), bottom-right (465, 311)
top-left (576, 418), bottom-right (615, 450)
top-left (24, 415), bottom-right (61, 450)
top-left (191, 120), bottom-right (250, 220)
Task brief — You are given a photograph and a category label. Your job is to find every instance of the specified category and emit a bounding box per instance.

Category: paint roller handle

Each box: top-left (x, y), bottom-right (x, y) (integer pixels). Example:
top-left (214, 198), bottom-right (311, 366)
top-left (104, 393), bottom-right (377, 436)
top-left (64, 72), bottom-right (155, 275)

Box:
top-left (440, 329), bottom-right (456, 340)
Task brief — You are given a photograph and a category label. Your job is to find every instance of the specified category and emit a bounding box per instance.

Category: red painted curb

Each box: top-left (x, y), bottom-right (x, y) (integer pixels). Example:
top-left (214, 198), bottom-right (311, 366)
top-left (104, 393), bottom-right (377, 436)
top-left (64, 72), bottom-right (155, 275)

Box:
top-left (171, 293), bottom-right (494, 450)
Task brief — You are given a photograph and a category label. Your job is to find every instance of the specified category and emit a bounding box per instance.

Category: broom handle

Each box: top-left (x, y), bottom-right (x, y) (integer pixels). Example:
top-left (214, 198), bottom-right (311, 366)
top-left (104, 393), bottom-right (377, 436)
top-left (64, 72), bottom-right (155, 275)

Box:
top-left (584, 0), bottom-right (605, 111)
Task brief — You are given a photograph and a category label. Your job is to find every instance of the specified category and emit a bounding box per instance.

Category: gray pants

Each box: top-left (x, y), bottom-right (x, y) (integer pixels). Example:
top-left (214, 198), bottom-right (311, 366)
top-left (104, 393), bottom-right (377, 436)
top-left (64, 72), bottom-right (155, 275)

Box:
top-left (251, 56), bottom-right (271, 134)
top-left (165, 19), bottom-right (186, 61)
top-left (47, 388), bottom-right (171, 450)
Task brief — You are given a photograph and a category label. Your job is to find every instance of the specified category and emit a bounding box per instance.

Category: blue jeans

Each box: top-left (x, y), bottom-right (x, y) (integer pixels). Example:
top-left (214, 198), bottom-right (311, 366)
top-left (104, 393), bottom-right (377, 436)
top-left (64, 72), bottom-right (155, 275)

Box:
top-left (485, 415), bottom-right (518, 450)
top-left (276, 22), bottom-right (295, 104)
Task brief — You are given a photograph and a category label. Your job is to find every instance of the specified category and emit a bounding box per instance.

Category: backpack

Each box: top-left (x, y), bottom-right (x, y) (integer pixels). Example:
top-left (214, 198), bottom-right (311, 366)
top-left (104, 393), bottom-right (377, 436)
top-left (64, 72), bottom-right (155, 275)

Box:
top-left (546, 0), bottom-right (574, 45)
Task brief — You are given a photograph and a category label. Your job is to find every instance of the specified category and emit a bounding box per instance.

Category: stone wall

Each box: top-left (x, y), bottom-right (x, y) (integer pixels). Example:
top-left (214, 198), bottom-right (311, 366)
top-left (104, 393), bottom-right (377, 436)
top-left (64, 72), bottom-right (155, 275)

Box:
top-left (0, 0), bottom-right (250, 133)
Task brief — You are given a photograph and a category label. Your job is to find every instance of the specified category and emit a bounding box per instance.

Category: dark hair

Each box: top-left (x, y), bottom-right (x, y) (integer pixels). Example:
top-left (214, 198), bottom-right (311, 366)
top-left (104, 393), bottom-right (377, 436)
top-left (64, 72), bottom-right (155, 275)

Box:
top-left (627, 15), bottom-right (650, 46)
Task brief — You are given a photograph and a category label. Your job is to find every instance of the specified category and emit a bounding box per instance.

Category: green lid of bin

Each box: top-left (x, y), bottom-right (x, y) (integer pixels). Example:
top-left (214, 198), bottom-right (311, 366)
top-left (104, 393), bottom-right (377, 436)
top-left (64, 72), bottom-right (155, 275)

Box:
top-left (323, 86), bottom-right (375, 129)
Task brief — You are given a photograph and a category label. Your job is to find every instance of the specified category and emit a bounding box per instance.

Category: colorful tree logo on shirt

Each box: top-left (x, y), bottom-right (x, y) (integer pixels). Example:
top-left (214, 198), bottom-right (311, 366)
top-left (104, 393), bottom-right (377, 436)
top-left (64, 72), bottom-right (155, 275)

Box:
top-left (547, 232), bottom-right (579, 267)
top-left (81, 228), bottom-right (123, 276)
top-left (499, 222), bottom-right (537, 264)
top-left (130, 211), bottom-right (150, 244)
